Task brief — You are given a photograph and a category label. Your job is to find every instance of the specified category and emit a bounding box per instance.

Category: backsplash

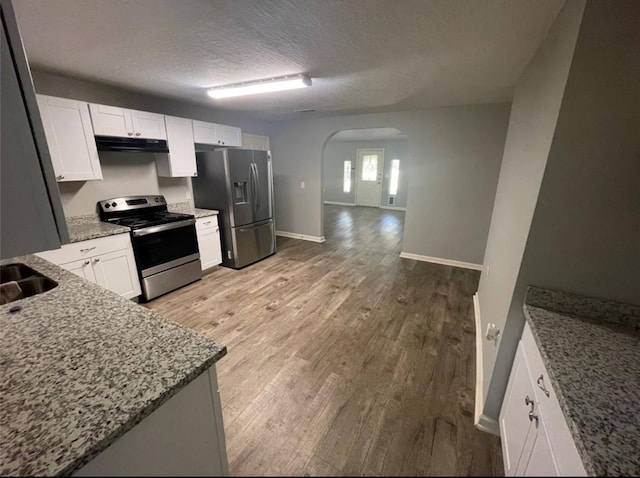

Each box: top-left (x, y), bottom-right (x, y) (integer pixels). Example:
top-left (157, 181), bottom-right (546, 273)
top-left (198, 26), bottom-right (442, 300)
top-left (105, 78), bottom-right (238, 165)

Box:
top-left (57, 152), bottom-right (192, 217)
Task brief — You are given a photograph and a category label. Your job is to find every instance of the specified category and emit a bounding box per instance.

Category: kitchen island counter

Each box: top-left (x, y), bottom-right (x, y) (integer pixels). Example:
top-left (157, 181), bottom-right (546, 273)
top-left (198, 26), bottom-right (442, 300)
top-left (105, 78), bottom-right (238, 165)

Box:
top-left (0, 254), bottom-right (226, 476)
top-left (523, 286), bottom-right (640, 476)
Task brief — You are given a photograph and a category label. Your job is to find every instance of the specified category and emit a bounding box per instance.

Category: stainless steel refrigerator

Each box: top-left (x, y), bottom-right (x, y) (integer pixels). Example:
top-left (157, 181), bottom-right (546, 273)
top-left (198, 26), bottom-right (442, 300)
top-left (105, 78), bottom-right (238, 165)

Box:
top-left (192, 148), bottom-right (276, 269)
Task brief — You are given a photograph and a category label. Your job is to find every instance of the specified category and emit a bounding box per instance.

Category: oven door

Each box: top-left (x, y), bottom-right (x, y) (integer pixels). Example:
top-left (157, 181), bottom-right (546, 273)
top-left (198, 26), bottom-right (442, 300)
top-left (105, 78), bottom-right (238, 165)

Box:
top-left (131, 220), bottom-right (199, 277)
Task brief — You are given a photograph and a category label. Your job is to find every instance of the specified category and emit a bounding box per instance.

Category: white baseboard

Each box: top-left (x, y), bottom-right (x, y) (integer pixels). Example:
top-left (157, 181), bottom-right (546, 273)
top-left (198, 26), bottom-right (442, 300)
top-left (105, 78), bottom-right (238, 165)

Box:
top-left (473, 292), bottom-right (499, 436)
top-left (476, 414), bottom-right (500, 436)
top-left (399, 252), bottom-right (483, 271)
top-left (323, 201), bottom-right (356, 206)
top-left (276, 231), bottom-right (326, 243)
top-left (379, 205), bottom-right (407, 211)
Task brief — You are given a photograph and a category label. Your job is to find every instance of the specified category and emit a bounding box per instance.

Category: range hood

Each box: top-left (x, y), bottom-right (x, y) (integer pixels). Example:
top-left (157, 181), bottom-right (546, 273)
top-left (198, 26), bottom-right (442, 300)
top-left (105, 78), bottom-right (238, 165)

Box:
top-left (95, 136), bottom-right (169, 153)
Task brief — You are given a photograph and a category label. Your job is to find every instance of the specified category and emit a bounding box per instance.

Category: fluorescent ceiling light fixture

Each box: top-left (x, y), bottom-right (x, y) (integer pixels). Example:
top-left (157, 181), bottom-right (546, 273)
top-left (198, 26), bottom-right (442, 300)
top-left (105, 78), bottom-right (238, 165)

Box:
top-left (207, 74), bottom-right (311, 99)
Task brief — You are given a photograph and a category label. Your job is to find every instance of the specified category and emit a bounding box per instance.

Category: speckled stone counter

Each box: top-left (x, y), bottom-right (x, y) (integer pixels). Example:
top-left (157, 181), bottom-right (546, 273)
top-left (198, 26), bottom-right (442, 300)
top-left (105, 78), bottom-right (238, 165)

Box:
top-left (0, 255), bottom-right (226, 476)
top-left (167, 201), bottom-right (218, 218)
top-left (65, 214), bottom-right (130, 243)
top-left (523, 286), bottom-right (640, 476)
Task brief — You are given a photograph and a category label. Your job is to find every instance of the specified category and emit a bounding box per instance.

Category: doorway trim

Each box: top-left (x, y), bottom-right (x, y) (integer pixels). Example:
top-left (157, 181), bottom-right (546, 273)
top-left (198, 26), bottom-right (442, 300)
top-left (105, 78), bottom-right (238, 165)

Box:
top-left (355, 148), bottom-right (385, 207)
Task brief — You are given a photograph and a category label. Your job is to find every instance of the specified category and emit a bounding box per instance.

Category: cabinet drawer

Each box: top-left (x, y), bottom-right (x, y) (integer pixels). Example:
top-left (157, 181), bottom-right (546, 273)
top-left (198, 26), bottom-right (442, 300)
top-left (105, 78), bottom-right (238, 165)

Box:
top-left (196, 216), bottom-right (218, 231)
top-left (521, 322), bottom-right (586, 475)
top-left (37, 233), bottom-right (132, 265)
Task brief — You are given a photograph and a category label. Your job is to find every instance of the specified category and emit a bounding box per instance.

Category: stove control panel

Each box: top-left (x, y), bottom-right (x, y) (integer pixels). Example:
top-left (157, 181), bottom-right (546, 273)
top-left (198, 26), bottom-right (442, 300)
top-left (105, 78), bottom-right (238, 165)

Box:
top-left (98, 195), bottom-right (167, 215)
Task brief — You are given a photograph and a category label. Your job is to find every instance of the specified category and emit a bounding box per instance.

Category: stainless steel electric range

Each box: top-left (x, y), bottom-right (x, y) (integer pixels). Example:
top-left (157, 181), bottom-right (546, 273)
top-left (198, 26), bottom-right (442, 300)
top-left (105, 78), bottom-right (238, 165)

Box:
top-left (98, 195), bottom-right (201, 301)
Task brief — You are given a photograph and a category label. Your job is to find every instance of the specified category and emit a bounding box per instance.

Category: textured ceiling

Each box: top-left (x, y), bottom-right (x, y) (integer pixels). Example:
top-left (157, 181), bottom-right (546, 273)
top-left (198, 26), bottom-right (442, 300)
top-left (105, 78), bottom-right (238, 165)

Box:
top-left (331, 128), bottom-right (407, 142)
top-left (13, 0), bottom-right (566, 121)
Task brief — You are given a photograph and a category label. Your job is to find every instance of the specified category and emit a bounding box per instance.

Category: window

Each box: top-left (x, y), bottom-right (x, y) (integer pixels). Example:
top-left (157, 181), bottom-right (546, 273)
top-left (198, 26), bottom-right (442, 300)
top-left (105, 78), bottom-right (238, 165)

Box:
top-left (389, 159), bottom-right (400, 196)
top-left (361, 155), bottom-right (378, 181)
top-left (343, 161), bottom-right (351, 193)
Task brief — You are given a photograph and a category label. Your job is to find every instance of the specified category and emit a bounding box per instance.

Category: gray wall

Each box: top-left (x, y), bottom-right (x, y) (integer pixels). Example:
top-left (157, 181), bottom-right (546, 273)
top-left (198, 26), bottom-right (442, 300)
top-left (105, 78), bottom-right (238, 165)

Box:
top-left (270, 105), bottom-right (510, 264)
top-left (476, 0), bottom-right (585, 412)
top-left (483, 0), bottom-right (640, 419)
top-left (31, 70), bottom-right (276, 217)
top-left (323, 139), bottom-right (409, 207)
top-left (56, 154), bottom-right (189, 217)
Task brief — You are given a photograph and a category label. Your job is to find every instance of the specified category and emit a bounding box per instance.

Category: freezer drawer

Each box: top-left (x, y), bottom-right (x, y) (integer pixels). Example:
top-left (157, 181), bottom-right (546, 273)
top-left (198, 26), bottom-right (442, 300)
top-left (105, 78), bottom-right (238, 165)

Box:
top-left (226, 218), bottom-right (275, 269)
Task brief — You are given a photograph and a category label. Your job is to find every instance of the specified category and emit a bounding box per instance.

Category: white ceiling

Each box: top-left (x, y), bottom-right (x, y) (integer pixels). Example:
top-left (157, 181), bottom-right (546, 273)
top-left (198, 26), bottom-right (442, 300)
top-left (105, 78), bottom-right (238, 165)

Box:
top-left (13, 0), bottom-right (566, 121)
top-left (330, 128), bottom-right (407, 142)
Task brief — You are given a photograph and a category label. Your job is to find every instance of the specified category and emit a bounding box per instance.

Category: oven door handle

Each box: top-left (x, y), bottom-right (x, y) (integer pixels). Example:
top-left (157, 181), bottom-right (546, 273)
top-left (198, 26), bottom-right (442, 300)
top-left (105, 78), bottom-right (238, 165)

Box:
top-left (132, 219), bottom-right (196, 237)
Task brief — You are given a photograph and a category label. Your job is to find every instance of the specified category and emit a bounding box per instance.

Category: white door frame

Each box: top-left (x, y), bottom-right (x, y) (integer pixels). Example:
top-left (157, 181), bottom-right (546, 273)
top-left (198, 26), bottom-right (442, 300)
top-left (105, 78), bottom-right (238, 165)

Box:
top-left (355, 148), bottom-right (385, 207)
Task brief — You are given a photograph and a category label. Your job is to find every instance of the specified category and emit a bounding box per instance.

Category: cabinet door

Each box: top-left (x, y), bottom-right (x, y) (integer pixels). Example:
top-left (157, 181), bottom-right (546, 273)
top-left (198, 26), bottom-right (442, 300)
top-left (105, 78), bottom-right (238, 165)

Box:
top-left (192, 120), bottom-right (218, 144)
top-left (520, 408), bottom-right (559, 477)
top-left (60, 258), bottom-right (97, 283)
top-left (500, 345), bottom-right (536, 476)
top-left (216, 124), bottom-right (242, 147)
top-left (37, 95), bottom-right (103, 181)
top-left (92, 248), bottom-right (141, 299)
top-left (159, 116), bottom-right (197, 177)
top-left (131, 110), bottom-right (167, 140)
top-left (89, 104), bottom-right (134, 137)
top-left (196, 222), bottom-right (222, 270)
top-left (242, 133), bottom-right (270, 151)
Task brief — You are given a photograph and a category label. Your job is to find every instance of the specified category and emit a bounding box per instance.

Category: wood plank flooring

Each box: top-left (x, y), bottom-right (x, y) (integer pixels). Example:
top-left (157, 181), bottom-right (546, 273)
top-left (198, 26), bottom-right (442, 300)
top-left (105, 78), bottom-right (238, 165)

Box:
top-left (146, 205), bottom-right (503, 476)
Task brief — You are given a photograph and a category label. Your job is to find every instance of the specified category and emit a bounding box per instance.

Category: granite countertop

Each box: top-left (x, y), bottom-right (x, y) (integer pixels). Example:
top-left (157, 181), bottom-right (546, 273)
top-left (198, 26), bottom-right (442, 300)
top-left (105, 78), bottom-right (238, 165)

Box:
top-left (65, 203), bottom-right (218, 244)
top-left (167, 202), bottom-right (218, 219)
top-left (523, 286), bottom-right (640, 476)
top-left (66, 215), bottom-right (130, 243)
top-left (0, 255), bottom-right (226, 476)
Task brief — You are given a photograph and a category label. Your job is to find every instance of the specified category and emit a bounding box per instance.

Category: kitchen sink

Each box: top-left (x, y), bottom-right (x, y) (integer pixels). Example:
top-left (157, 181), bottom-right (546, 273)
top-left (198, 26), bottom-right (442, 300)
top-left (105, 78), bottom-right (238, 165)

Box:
top-left (1, 263), bottom-right (58, 304)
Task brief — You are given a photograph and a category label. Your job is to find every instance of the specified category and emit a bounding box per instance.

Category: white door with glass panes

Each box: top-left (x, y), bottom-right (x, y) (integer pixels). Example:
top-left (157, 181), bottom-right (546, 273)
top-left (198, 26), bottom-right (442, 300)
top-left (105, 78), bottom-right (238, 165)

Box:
top-left (356, 149), bottom-right (384, 207)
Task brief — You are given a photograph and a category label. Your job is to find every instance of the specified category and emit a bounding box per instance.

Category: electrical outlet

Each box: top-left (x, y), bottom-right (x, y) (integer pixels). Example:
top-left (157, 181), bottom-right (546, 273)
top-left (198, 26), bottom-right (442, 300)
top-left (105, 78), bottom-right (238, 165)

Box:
top-left (485, 323), bottom-right (501, 343)
top-left (186, 190), bottom-right (191, 200)
top-left (300, 181), bottom-right (306, 189)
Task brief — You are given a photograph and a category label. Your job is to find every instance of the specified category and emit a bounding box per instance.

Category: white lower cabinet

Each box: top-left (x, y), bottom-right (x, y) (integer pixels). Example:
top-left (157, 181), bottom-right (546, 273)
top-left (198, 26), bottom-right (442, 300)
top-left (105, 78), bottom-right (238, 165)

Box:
top-left (37, 233), bottom-right (141, 299)
top-left (196, 216), bottom-right (222, 270)
top-left (500, 322), bottom-right (585, 476)
top-left (74, 365), bottom-right (229, 476)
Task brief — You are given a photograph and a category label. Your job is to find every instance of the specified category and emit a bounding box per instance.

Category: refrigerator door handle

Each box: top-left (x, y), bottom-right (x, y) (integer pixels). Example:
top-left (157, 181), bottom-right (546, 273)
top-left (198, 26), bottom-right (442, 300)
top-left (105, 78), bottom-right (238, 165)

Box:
top-left (253, 163), bottom-right (261, 210)
top-left (238, 218), bottom-right (272, 232)
top-left (249, 163), bottom-right (257, 212)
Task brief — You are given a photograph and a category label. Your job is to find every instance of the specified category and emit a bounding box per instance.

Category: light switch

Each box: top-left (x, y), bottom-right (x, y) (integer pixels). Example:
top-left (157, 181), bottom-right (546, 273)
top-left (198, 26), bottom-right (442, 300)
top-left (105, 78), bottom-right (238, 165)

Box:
top-left (300, 181), bottom-right (306, 189)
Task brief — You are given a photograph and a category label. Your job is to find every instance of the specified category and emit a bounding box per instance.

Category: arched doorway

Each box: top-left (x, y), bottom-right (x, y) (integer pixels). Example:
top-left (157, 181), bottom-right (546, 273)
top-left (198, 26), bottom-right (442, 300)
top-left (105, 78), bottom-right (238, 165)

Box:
top-left (320, 127), bottom-right (408, 252)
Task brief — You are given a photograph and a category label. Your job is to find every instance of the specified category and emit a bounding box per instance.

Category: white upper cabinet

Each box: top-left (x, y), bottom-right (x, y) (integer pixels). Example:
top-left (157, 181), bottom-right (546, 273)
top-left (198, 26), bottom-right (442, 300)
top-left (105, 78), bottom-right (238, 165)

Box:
top-left (192, 120), bottom-right (241, 147)
top-left (36, 94), bottom-right (102, 182)
top-left (130, 110), bottom-right (167, 140)
top-left (89, 103), bottom-right (166, 140)
top-left (157, 116), bottom-right (197, 177)
top-left (89, 104), bottom-right (133, 137)
top-left (192, 120), bottom-right (217, 144)
top-left (242, 133), bottom-right (270, 151)
top-left (215, 124), bottom-right (242, 147)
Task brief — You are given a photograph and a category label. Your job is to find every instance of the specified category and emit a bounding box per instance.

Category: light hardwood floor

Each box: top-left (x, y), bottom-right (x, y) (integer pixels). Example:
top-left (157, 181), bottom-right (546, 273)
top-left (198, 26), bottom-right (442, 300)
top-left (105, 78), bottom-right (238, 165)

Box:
top-left (147, 205), bottom-right (503, 476)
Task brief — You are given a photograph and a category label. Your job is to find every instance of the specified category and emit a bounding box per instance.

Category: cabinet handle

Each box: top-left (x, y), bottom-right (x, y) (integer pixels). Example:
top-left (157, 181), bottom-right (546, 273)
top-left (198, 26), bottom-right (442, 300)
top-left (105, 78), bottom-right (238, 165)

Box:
top-left (128, 132), bottom-right (133, 136)
top-left (193, 172), bottom-right (198, 177)
top-left (84, 260), bottom-right (90, 265)
top-left (536, 375), bottom-right (550, 397)
top-left (56, 175), bottom-right (65, 180)
top-left (135, 132), bottom-right (141, 136)
top-left (215, 227), bottom-right (219, 232)
top-left (93, 257), bottom-right (100, 263)
top-left (524, 396), bottom-right (538, 425)
top-left (80, 246), bottom-right (96, 253)
top-left (203, 221), bottom-right (211, 225)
